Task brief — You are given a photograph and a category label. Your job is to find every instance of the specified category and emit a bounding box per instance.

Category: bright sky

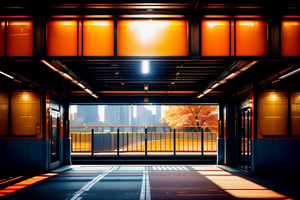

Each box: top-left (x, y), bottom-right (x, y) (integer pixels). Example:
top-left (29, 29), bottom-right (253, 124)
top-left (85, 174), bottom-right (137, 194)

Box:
top-left (70, 105), bottom-right (167, 123)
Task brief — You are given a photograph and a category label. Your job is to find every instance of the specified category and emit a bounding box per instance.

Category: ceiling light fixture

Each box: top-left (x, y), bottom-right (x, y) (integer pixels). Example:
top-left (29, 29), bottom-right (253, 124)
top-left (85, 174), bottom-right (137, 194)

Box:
top-left (197, 60), bottom-right (258, 99)
top-left (278, 67), bottom-right (300, 80)
top-left (0, 70), bottom-right (14, 80)
top-left (41, 60), bottom-right (98, 98)
top-left (142, 60), bottom-right (150, 74)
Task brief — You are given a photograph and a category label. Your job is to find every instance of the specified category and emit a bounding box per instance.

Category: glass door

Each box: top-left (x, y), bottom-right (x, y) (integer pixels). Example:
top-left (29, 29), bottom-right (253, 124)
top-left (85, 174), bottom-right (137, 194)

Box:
top-left (239, 108), bottom-right (252, 171)
top-left (49, 109), bottom-right (60, 163)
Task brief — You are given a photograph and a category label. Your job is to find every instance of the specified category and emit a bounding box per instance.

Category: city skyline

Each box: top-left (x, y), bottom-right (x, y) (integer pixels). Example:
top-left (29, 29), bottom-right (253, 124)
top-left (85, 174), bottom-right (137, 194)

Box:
top-left (70, 105), bottom-right (167, 125)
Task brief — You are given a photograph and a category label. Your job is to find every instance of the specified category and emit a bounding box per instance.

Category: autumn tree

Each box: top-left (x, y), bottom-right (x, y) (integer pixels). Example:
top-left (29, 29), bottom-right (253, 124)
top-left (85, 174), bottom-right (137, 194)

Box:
top-left (160, 105), bottom-right (218, 132)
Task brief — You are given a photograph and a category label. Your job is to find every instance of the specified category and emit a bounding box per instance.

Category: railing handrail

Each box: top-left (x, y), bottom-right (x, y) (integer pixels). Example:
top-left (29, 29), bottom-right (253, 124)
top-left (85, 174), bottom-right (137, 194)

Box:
top-left (70, 125), bottom-right (218, 128)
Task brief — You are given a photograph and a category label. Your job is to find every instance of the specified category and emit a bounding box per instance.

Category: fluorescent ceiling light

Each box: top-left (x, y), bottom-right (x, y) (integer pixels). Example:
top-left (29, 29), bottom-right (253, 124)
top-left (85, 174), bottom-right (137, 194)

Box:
top-left (278, 68), bottom-right (300, 80)
top-left (142, 60), bottom-right (150, 74)
top-left (0, 71), bottom-right (14, 79)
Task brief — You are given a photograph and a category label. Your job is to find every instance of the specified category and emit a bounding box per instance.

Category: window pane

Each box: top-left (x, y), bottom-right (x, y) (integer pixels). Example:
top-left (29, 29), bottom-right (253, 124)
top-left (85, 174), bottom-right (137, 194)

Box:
top-left (47, 20), bottom-right (77, 56)
top-left (201, 20), bottom-right (230, 56)
top-left (6, 20), bottom-right (33, 56)
top-left (11, 92), bottom-right (41, 136)
top-left (0, 92), bottom-right (9, 136)
top-left (291, 92), bottom-right (300, 136)
top-left (281, 20), bottom-right (300, 56)
top-left (257, 92), bottom-right (288, 137)
top-left (236, 20), bottom-right (268, 56)
top-left (118, 20), bottom-right (188, 56)
top-left (83, 20), bottom-right (114, 56)
top-left (0, 21), bottom-right (5, 56)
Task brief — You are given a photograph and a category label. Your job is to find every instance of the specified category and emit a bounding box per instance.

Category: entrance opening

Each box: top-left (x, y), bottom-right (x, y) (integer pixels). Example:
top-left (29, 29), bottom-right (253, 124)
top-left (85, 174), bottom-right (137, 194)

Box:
top-left (70, 105), bottom-right (218, 158)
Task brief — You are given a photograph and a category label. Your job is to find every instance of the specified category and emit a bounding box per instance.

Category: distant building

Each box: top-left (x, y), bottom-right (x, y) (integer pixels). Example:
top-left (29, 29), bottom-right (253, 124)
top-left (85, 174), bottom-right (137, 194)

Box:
top-left (77, 105), bottom-right (99, 124)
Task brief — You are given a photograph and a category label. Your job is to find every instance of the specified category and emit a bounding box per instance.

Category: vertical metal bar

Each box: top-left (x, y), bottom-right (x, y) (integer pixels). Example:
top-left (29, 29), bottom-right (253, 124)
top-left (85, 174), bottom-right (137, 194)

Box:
top-left (127, 132), bottom-right (129, 152)
top-left (173, 129), bottom-right (176, 156)
top-left (145, 128), bottom-right (148, 156)
top-left (201, 128), bottom-right (204, 156)
top-left (160, 132), bottom-right (162, 151)
top-left (91, 129), bottom-right (94, 157)
top-left (117, 128), bottom-right (120, 156)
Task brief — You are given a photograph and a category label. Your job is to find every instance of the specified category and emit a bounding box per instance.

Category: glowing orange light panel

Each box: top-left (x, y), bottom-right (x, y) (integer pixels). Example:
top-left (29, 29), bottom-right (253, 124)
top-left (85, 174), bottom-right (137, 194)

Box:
top-left (235, 20), bottom-right (268, 56)
top-left (6, 20), bottom-right (33, 56)
top-left (201, 20), bottom-right (230, 56)
top-left (117, 20), bottom-right (188, 56)
top-left (281, 20), bottom-right (300, 56)
top-left (0, 21), bottom-right (5, 56)
top-left (47, 20), bottom-right (78, 56)
top-left (83, 20), bottom-right (114, 56)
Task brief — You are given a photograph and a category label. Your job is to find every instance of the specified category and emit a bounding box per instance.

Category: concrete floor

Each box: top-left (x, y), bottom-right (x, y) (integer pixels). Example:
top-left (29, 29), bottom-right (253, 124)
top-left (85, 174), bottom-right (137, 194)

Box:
top-left (0, 165), bottom-right (298, 200)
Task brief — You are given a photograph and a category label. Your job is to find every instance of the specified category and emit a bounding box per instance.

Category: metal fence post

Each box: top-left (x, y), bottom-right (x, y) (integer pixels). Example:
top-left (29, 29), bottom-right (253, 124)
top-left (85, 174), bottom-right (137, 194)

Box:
top-left (117, 128), bottom-right (120, 156)
top-left (145, 128), bottom-right (148, 156)
top-left (91, 129), bottom-right (94, 157)
top-left (201, 128), bottom-right (204, 156)
top-left (173, 129), bottom-right (176, 156)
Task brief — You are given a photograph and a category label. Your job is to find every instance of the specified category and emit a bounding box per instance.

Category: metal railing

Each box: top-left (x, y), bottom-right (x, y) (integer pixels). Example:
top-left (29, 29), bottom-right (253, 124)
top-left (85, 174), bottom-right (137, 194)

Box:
top-left (70, 125), bottom-right (217, 156)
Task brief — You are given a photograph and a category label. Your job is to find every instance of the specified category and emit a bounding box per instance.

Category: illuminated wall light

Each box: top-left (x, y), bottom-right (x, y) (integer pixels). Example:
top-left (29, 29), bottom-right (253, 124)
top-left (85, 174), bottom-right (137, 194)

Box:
top-left (130, 20), bottom-right (169, 43)
top-left (22, 93), bottom-right (29, 101)
top-left (269, 93), bottom-right (278, 101)
top-left (142, 60), bottom-right (150, 74)
top-left (238, 21), bottom-right (255, 26)
top-left (121, 14), bottom-right (185, 18)
top-left (283, 21), bottom-right (300, 26)
top-left (90, 21), bottom-right (110, 26)
top-left (144, 83), bottom-right (149, 91)
top-left (206, 21), bottom-right (227, 28)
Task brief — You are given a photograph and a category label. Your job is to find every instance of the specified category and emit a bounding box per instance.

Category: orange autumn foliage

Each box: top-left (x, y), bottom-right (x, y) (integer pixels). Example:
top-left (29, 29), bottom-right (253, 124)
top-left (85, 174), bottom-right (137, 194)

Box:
top-left (160, 105), bottom-right (218, 132)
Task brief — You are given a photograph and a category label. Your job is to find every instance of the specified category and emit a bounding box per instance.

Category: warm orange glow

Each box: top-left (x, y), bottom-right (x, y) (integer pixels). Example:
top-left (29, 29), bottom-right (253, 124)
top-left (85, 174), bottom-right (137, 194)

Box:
top-left (225, 189), bottom-right (287, 199)
top-left (281, 20), bottom-right (300, 56)
top-left (236, 20), bottom-right (268, 56)
top-left (117, 20), bottom-right (188, 56)
top-left (205, 174), bottom-right (287, 199)
top-left (83, 20), bottom-right (114, 56)
top-left (197, 170), bottom-right (231, 175)
top-left (269, 93), bottom-right (278, 101)
top-left (206, 175), bottom-right (267, 190)
top-left (0, 173), bottom-right (57, 197)
top-left (120, 15), bottom-right (185, 18)
top-left (201, 20), bottom-right (230, 56)
top-left (84, 15), bottom-right (114, 18)
top-left (5, 186), bottom-right (26, 190)
top-left (6, 20), bottom-right (33, 56)
top-left (22, 93), bottom-right (29, 101)
top-left (47, 20), bottom-right (78, 56)
top-left (0, 20), bottom-right (5, 56)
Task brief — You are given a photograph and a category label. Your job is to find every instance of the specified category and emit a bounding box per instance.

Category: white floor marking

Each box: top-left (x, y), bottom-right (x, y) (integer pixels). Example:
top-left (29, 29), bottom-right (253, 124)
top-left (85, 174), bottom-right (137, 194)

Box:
top-left (70, 166), bottom-right (116, 200)
top-left (140, 167), bottom-right (151, 200)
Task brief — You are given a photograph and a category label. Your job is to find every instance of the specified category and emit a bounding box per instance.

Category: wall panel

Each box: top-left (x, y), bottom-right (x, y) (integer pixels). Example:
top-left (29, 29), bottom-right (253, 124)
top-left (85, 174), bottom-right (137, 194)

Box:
top-left (47, 20), bottom-right (78, 56)
top-left (235, 20), bottom-right (267, 56)
top-left (201, 20), bottom-right (230, 56)
top-left (281, 20), bottom-right (300, 56)
top-left (6, 20), bottom-right (33, 56)
top-left (117, 20), bottom-right (188, 56)
top-left (83, 20), bottom-right (114, 56)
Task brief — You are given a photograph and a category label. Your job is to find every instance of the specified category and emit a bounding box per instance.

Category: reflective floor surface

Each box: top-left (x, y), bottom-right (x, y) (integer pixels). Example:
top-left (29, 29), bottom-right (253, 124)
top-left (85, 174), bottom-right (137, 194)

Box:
top-left (0, 165), bottom-right (298, 200)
